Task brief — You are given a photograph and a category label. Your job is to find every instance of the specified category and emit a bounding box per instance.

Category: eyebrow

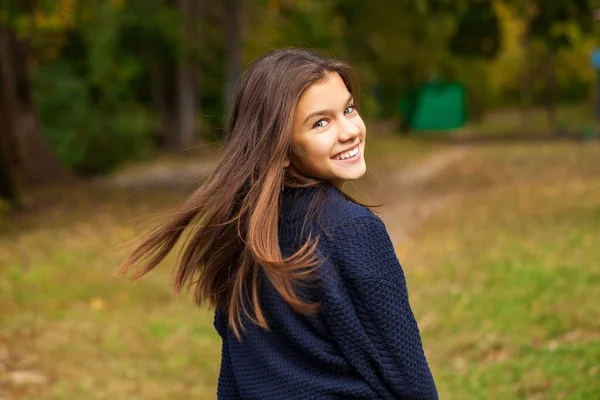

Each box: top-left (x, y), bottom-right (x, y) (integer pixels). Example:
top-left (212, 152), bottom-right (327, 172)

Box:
top-left (302, 94), bottom-right (354, 125)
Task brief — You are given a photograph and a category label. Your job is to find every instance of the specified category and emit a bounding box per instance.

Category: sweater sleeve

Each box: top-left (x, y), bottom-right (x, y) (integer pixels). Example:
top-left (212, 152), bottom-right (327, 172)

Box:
top-left (213, 308), bottom-right (241, 399)
top-left (323, 214), bottom-right (438, 399)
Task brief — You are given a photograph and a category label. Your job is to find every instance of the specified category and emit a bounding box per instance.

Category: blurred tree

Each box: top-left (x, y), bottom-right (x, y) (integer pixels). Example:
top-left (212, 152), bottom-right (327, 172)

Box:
top-left (449, 1), bottom-right (501, 59)
top-left (531, 0), bottom-right (594, 133)
top-left (0, 1), bottom-right (71, 205)
top-left (448, 0), bottom-right (502, 122)
top-left (172, 0), bottom-right (202, 150)
top-left (31, 0), bottom-right (155, 175)
top-left (224, 0), bottom-right (242, 117)
top-left (336, 0), bottom-right (459, 125)
top-left (503, 0), bottom-right (535, 124)
top-left (0, 65), bottom-right (19, 204)
top-left (506, 0), bottom-right (595, 132)
top-left (334, 0), bottom-right (503, 128)
top-left (0, 144), bottom-right (18, 203)
top-left (117, 0), bottom-right (180, 148)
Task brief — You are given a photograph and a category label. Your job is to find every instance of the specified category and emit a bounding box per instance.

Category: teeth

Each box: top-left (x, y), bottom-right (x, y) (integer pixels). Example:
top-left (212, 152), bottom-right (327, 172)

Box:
top-left (334, 147), bottom-right (358, 160)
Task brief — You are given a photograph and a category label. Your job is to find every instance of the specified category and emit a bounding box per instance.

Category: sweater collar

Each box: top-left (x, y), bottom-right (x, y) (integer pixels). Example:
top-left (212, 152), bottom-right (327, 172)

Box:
top-left (279, 182), bottom-right (335, 222)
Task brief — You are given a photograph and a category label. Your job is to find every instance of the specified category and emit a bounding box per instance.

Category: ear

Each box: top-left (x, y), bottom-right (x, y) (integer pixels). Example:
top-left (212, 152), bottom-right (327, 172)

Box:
top-left (283, 158), bottom-right (290, 168)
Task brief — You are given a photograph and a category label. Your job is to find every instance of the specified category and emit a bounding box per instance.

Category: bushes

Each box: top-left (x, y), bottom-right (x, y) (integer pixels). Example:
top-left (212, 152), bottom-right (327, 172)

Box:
top-left (33, 60), bottom-right (155, 176)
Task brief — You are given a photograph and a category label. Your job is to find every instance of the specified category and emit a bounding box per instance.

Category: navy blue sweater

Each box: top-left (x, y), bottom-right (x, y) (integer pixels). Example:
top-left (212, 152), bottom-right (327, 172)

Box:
top-left (213, 183), bottom-right (438, 399)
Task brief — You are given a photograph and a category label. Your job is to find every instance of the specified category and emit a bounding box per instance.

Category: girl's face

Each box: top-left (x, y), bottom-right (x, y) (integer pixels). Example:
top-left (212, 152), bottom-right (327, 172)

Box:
top-left (287, 71), bottom-right (367, 188)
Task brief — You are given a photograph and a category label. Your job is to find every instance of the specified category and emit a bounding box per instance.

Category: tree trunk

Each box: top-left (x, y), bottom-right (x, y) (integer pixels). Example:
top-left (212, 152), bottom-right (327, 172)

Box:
top-left (520, 17), bottom-right (532, 125)
top-left (225, 0), bottom-right (243, 117)
top-left (175, 60), bottom-right (195, 149)
top-left (168, 0), bottom-right (202, 151)
top-left (0, 26), bottom-right (70, 198)
top-left (0, 89), bottom-right (19, 204)
top-left (149, 59), bottom-right (178, 148)
top-left (545, 49), bottom-right (557, 135)
top-left (0, 154), bottom-right (18, 203)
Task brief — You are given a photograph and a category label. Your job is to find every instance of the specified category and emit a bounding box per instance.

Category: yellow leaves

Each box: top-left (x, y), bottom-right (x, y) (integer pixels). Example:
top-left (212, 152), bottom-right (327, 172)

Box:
top-left (33, 0), bottom-right (76, 31)
top-left (21, 0), bottom-right (124, 37)
top-left (89, 297), bottom-right (105, 311)
top-left (109, 0), bottom-right (126, 9)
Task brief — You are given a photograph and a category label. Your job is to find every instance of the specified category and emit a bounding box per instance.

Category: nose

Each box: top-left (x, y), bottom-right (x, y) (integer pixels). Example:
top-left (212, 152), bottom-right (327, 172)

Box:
top-left (338, 116), bottom-right (360, 143)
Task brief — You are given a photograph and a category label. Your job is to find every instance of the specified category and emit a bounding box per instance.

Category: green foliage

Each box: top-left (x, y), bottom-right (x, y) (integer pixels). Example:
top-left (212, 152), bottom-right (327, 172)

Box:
top-left (530, 0), bottom-right (594, 50)
top-left (29, 0), bottom-right (180, 175)
top-left (7, 0), bottom-right (600, 173)
top-left (33, 60), bottom-right (155, 175)
top-left (449, 1), bottom-right (501, 59)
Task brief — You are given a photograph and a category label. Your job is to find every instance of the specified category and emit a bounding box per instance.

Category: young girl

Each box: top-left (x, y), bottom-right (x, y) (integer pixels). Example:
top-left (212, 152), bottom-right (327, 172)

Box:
top-left (118, 48), bottom-right (438, 399)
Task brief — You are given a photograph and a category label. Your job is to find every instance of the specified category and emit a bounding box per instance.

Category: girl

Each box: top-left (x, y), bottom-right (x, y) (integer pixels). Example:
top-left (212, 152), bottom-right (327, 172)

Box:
top-left (118, 49), bottom-right (438, 399)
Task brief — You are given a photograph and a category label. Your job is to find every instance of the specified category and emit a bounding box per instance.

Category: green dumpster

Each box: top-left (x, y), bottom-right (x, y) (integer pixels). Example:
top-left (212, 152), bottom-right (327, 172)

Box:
top-left (400, 82), bottom-right (467, 131)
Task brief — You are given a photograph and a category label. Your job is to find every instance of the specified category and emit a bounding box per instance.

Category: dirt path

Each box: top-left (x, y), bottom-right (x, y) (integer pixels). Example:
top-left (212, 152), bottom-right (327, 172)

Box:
top-left (376, 147), bottom-right (467, 246)
top-left (94, 159), bottom-right (216, 190)
top-left (97, 146), bottom-right (468, 245)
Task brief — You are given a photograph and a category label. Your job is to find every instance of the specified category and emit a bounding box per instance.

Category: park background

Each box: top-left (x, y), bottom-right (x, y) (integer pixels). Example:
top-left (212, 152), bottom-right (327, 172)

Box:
top-left (1, 0), bottom-right (599, 399)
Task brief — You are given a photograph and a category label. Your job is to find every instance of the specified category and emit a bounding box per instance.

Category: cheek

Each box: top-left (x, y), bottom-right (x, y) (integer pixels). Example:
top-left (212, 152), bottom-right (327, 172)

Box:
top-left (313, 137), bottom-right (336, 161)
top-left (296, 138), bottom-right (332, 162)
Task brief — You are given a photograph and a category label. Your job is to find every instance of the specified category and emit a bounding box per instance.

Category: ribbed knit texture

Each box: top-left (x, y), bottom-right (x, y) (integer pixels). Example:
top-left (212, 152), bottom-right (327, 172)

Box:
top-left (214, 183), bottom-right (438, 399)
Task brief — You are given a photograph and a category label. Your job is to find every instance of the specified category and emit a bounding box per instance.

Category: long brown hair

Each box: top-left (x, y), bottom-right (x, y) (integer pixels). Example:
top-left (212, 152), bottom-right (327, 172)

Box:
top-left (116, 49), bottom-right (364, 340)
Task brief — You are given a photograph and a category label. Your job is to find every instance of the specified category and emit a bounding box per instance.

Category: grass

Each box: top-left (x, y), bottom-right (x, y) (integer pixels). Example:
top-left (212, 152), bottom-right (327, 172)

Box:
top-left (453, 103), bottom-right (596, 138)
top-left (1, 132), bottom-right (599, 399)
top-left (0, 186), bottom-right (221, 399)
top-left (397, 141), bottom-right (600, 399)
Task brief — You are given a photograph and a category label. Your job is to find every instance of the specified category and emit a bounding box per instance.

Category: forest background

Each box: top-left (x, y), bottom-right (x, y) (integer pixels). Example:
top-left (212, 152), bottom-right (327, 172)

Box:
top-left (1, 1), bottom-right (600, 399)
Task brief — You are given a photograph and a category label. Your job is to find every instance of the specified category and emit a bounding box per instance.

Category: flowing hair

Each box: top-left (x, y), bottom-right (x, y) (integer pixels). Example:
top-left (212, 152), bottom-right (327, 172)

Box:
top-left (116, 49), bottom-right (367, 340)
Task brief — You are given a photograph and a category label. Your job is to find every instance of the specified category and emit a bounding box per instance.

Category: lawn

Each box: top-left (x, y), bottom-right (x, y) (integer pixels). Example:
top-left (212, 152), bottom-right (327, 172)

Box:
top-left (455, 103), bottom-right (595, 138)
top-left (1, 134), bottom-right (598, 399)
top-left (397, 141), bottom-right (600, 399)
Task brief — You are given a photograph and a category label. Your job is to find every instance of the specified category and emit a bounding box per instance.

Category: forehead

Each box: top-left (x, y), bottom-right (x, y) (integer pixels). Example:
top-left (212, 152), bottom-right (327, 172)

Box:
top-left (295, 72), bottom-right (351, 116)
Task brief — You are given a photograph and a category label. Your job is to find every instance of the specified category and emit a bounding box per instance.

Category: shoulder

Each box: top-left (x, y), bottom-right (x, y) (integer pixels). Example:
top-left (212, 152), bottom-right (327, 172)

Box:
top-left (316, 187), bottom-right (392, 259)
top-left (319, 189), bottom-right (399, 279)
top-left (319, 185), bottom-right (384, 232)
top-left (280, 183), bottom-right (387, 240)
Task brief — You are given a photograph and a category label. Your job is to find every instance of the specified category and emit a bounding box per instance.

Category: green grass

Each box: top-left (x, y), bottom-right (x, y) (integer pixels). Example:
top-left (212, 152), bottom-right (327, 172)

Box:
top-left (0, 186), bottom-right (221, 399)
top-left (1, 135), bottom-right (599, 399)
top-left (397, 142), bottom-right (600, 399)
top-left (454, 103), bottom-right (595, 138)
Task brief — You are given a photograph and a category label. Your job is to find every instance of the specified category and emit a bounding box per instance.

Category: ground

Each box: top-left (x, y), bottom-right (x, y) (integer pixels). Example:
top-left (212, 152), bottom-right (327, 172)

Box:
top-left (1, 129), bottom-right (599, 399)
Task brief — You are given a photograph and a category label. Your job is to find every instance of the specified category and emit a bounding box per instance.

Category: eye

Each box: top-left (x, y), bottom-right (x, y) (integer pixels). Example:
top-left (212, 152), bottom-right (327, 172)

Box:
top-left (344, 105), bottom-right (356, 115)
top-left (313, 119), bottom-right (329, 129)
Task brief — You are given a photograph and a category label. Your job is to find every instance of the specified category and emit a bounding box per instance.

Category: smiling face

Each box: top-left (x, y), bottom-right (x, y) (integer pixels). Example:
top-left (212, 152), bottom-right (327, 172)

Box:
top-left (287, 71), bottom-right (367, 188)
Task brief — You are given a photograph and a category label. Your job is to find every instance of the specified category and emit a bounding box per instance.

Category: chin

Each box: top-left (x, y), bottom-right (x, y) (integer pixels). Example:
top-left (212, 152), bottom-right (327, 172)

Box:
top-left (337, 168), bottom-right (367, 182)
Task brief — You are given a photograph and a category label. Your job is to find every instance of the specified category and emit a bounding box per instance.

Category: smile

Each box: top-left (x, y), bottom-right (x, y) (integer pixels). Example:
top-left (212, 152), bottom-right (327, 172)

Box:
top-left (331, 145), bottom-right (360, 161)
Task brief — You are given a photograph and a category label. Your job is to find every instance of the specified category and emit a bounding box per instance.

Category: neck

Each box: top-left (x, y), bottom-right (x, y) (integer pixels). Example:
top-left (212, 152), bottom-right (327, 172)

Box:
top-left (332, 180), bottom-right (345, 190)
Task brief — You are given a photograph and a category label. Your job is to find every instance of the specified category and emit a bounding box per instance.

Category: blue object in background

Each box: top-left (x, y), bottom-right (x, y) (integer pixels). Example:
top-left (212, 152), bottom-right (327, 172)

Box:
top-left (590, 49), bottom-right (600, 69)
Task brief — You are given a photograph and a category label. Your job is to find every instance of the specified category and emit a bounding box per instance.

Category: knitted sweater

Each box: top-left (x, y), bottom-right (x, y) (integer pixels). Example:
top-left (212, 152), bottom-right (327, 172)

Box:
top-left (213, 183), bottom-right (438, 399)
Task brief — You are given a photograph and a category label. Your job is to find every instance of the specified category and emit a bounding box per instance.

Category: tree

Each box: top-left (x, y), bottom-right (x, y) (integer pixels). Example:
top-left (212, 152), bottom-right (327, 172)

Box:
top-left (0, 4), bottom-right (71, 206)
top-left (336, 0), bottom-right (459, 122)
top-left (531, 0), bottom-right (594, 133)
top-left (170, 0), bottom-right (202, 150)
top-left (0, 69), bottom-right (19, 204)
top-left (506, 0), bottom-right (595, 133)
top-left (0, 147), bottom-right (18, 204)
top-left (448, 0), bottom-right (502, 122)
top-left (224, 0), bottom-right (242, 117)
